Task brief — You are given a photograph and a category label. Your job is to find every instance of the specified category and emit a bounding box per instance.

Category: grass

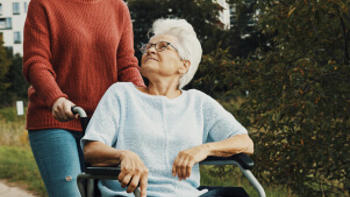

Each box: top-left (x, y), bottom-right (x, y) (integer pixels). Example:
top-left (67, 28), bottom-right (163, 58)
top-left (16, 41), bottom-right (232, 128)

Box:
top-left (0, 106), bottom-right (294, 197)
top-left (0, 106), bottom-right (47, 196)
top-left (0, 146), bottom-right (46, 196)
top-left (0, 106), bottom-right (28, 147)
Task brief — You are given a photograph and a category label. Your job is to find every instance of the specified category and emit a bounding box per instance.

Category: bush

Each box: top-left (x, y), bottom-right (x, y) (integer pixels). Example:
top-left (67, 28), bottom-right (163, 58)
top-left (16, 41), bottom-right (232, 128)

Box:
top-left (193, 1), bottom-right (350, 196)
top-left (229, 1), bottom-right (350, 196)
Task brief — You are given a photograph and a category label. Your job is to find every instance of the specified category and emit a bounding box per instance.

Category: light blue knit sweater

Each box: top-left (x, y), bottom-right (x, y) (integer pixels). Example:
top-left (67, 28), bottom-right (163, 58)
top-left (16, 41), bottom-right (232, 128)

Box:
top-left (82, 82), bottom-right (248, 197)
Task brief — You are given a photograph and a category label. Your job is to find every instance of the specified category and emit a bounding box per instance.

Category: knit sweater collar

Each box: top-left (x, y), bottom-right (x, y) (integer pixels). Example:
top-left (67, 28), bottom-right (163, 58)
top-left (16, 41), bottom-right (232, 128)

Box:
top-left (68, 0), bottom-right (103, 4)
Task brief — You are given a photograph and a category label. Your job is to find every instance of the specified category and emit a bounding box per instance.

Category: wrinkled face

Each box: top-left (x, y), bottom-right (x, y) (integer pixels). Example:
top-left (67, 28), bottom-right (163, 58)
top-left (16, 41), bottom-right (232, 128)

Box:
top-left (140, 34), bottom-right (188, 80)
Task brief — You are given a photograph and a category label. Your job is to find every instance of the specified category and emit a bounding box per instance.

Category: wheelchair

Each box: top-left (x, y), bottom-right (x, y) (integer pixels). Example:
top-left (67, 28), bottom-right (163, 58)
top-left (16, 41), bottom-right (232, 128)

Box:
top-left (72, 106), bottom-right (266, 197)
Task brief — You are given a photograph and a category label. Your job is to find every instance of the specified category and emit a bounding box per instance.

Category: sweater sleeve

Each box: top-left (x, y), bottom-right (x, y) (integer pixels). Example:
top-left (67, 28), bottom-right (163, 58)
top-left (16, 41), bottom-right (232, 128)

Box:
top-left (116, 3), bottom-right (145, 87)
top-left (81, 84), bottom-right (121, 147)
top-left (22, 0), bottom-right (68, 107)
top-left (202, 93), bottom-right (248, 143)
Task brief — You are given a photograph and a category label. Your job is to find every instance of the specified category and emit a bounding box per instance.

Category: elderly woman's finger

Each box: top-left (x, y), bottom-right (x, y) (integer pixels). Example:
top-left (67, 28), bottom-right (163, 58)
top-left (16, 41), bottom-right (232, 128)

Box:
top-left (176, 158), bottom-right (186, 180)
top-left (127, 174), bottom-right (140, 193)
top-left (140, 170), bottom-right (148, 197)
top-left (182, 156), bottom-right (191, 179)
top-left (118, 170), bottom-right (127, 183)
top-left (173, 161), bottom-right (181, 179)
top-left (183, 158), bottom-right (193, 179)
top-left (185, 160), bottom-right (195, 179)
top-left (172, 164), bottom-right (176, 177)
top-left (120, 173), bottom-right (132, 188)
top-left (172, 157), bottom-right (179, 177)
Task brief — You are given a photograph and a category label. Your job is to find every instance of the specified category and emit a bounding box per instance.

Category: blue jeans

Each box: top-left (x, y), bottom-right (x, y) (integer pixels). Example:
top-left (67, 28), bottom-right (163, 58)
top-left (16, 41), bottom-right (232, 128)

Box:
top-left (29, 129), bottom-right (84, 197)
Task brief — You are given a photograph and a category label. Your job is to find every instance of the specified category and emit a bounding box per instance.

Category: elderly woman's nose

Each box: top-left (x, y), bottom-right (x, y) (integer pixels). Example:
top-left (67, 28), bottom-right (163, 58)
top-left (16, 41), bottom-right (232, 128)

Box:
top-left (146, 45), bottom-right (157, 54)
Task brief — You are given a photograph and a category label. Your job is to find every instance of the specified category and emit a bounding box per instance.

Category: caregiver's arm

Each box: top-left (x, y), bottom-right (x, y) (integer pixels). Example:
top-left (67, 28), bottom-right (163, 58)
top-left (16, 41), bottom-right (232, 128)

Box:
top-left (84, 140), bottom-right (148, 197)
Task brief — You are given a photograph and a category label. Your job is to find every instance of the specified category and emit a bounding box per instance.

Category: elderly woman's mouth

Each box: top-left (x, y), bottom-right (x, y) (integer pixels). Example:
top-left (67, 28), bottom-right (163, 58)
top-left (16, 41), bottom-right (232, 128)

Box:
top-left (145, 58), bottom-right (159, 62)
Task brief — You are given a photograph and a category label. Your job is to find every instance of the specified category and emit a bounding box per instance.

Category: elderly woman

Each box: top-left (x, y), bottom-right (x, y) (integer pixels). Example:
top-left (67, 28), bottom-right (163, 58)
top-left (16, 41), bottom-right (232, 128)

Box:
top-left (82, 18), bottom-right (254, 197)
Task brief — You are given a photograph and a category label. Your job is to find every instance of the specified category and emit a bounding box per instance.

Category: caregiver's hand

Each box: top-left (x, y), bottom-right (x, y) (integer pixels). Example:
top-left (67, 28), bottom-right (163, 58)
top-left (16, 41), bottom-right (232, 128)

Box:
top-left (52, 97), bottom-right (78, 122)
top-left (118, 150), bottom-right (148, 197)
top-left (172, 144), bottom-right (210, 180)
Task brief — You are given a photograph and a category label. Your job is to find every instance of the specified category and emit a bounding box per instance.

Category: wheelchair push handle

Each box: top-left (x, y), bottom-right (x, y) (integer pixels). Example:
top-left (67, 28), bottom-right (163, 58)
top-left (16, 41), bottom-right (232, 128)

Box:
top-left (71, 106), bottom-right (89, 134)
top-left (71, 106), bottom-right (88, 118)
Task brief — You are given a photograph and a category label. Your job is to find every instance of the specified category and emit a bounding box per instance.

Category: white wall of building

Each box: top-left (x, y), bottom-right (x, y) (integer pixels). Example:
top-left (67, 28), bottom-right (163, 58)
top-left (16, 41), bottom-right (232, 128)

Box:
top-left (216, 0), bottom-right (230, 30)
top-left (0, 0), bottom-right (30, 56)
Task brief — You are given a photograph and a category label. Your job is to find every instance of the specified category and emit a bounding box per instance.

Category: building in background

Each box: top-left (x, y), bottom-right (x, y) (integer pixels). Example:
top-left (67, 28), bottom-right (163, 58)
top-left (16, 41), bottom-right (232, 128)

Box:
top-left (0, 0), bottom-right (30, 55)
top-left (216, 0), bottom-right (230, 30)
top-left (0, 0), bottom-right (230, 55)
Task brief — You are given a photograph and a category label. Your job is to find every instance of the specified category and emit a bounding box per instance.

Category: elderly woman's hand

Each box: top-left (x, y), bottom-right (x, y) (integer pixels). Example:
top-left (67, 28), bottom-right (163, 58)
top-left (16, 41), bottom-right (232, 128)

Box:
top-left (172, 144), bottom-right (211, 180)
top-left (118, 150), bottom-right (148, 197)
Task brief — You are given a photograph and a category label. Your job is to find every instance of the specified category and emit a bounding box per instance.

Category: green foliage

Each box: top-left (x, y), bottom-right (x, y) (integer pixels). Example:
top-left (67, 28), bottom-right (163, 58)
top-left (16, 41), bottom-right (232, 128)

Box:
top-left (5, 54), bottom-right (29, 103)
top-left (128, 0), bottom-right (262, 60)
top-left (0, 36), bottom-right (12, 103)
top-left (228, 0), bottom-right (350, 196)
top-left (189, 46), bottom-right (245, 100)
top-left (127, 0), bottom-right (222, 58)
top-left (227, 0), bottom-right (264, 57)
top-left (0, 106), bottom-right (26, 122)
top-left (0, 37), bottom-right (28, 106)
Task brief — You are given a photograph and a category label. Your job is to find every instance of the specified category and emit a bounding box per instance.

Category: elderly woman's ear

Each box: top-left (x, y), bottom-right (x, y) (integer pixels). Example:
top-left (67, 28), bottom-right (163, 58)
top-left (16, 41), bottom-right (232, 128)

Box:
top-left (178, 60), bottom-right (191, 75)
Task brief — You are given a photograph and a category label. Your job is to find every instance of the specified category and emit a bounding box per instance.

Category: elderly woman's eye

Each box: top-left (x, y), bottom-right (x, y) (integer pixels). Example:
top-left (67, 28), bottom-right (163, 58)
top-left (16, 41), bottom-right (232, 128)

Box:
top-left (158, 42), bottom-right (168, 49)
top-left (146, 44), bottom-right (152, 50)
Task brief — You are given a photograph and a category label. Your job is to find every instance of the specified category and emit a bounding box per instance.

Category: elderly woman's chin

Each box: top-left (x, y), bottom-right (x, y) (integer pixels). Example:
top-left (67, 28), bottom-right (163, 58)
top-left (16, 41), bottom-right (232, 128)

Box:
top-left (140, 63), bottom-right (156, 78)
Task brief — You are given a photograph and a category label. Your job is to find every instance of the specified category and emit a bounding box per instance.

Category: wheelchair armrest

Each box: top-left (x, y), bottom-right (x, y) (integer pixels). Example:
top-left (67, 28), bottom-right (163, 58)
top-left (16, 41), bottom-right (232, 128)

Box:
top-left (85, 166), bottom-right (121, 177)
top-left (200, 153), bottom-right (254, 170)
top-left (83, 153), bottom-right (253, 177)
top-left (80, 154), bottom-right (263, 197)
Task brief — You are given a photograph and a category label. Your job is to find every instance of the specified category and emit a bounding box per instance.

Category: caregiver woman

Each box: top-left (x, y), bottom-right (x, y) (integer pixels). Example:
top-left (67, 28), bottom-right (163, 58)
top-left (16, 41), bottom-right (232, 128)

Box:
top-left (22, 0), bottom-right (144, 196)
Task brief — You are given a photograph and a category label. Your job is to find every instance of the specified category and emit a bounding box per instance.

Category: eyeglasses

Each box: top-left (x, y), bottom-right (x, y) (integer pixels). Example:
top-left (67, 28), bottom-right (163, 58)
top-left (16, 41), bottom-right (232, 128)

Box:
top-left (140, 41), bottom-right (179, 54)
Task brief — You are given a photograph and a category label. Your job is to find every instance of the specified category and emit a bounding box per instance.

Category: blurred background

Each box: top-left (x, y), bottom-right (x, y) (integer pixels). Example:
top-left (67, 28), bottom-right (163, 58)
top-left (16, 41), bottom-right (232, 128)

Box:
top-left (0, 0), bottom-right (349, 196)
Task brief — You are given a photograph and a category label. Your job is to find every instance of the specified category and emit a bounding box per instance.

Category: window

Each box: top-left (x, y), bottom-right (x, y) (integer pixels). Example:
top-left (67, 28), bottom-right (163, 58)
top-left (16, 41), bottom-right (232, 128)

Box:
top-left (0, 18), bottom-right (12, 30)
top-left (5, 46), bottom-right (13, 55)
top-left (14, 31), bottom-right (21, 44)
top-left (13, 2), bottom-right (20, 15)
top-left (24, 2), bottom-right (28, 13)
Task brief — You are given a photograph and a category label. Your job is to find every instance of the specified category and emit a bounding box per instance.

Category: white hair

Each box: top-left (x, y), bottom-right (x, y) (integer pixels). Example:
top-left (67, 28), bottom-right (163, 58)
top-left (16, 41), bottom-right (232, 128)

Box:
top-left (151, 18), bottom-right (202, 89)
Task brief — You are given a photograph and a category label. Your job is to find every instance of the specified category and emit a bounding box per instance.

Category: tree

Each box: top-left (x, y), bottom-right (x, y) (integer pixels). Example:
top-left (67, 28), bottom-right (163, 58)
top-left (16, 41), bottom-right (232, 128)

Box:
top-left (6, 54), bottom-right (28, 102)
top-left (0, 35), bottom-right (28, 106)
top-left (127, 0), bottom-right (223, 59)
top-left (127, 0), bottom-right (263, 97)
top-left (0, 36), bottom-right (12, 104)
top-left (230, 0), bottom-right (350, 196)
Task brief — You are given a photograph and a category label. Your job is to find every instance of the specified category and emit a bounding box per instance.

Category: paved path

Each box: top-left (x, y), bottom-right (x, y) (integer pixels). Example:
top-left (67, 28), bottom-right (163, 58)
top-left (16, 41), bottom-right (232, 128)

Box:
top-left (0, 180), bottom-right (38, 197)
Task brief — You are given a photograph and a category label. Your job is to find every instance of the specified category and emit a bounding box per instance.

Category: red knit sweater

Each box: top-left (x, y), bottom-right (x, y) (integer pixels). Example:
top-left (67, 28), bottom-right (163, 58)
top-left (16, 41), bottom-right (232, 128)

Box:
top-left (23, 0), bottom-right (144, 131)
